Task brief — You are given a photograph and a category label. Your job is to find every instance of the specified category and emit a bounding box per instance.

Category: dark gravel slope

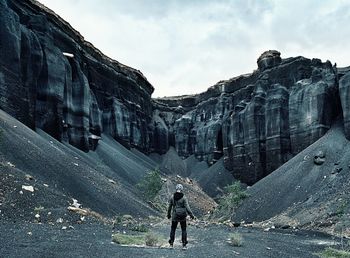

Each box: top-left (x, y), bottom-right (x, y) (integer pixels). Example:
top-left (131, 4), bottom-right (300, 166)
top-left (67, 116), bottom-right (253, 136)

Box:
top-left (233, 121), bottom-right (350, 236)
top-left (0, 109), bottom-right (157, 222)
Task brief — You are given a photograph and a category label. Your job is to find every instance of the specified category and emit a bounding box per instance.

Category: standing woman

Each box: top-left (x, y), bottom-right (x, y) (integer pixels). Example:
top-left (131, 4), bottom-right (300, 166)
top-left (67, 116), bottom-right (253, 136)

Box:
top-left (167, 184), bottom-right (195, 249)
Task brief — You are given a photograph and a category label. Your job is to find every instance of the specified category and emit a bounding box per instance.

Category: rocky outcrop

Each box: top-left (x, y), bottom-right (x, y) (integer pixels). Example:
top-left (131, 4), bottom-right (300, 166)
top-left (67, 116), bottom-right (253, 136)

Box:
top-left (154, 53), bottom-right (341, 185)
top-left (0, 0), bottom-right (153, 152)
top-left (257, 50), bottom-right (282, 71)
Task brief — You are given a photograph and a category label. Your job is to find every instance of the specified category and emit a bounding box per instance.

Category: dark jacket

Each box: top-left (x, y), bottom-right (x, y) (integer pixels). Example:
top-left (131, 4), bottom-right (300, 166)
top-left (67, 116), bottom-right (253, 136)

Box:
top-left (167, 192), bottom-right (194, 222)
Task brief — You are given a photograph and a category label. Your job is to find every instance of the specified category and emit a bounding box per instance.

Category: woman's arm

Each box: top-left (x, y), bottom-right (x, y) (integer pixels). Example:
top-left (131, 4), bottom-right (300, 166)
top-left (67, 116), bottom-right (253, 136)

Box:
top-left (184, 197), bottom-right (194, 219)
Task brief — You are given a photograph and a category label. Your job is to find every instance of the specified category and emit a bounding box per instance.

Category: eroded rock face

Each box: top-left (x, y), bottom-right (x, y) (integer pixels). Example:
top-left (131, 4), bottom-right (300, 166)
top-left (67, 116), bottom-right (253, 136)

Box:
top-left (154, 53), bottom-right (340, 185)
top-left (339, 71), bottom-right (350, 139)
top-left (0, 0), bottom-right (154, 152)
top-left (0, 1), bottom-right (347, 185)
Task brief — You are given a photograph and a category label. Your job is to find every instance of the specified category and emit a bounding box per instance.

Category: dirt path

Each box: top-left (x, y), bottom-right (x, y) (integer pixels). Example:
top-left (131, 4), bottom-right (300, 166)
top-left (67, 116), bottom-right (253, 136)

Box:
top-left (0, 221), bottom-right (340, 258)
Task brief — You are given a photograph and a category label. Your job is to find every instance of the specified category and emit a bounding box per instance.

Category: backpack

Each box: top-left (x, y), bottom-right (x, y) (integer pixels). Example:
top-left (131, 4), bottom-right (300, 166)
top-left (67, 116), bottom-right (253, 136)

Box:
top-left (174, 197), bottom-right (187, 220)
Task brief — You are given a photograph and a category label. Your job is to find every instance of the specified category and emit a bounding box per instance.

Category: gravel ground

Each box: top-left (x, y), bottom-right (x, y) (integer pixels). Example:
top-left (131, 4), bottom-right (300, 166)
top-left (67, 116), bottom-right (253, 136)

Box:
top-left (0, 221), bottom-right (340, 258)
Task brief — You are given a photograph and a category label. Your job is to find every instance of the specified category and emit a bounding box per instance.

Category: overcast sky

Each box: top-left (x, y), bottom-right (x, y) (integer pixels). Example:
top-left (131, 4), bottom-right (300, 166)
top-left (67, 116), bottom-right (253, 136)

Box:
top-left (39, 0), bottom-right (350, 97)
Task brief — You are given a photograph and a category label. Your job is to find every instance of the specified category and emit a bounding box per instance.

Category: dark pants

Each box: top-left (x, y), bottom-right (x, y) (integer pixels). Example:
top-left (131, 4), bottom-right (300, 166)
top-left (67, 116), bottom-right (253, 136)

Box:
top-left (169, 220), bottom-right (187, 245)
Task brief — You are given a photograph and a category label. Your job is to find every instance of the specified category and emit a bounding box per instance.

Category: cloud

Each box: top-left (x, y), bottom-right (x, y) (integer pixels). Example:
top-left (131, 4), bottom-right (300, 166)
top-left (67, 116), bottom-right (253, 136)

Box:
top-left (39, 0), bottom-right (350, 97)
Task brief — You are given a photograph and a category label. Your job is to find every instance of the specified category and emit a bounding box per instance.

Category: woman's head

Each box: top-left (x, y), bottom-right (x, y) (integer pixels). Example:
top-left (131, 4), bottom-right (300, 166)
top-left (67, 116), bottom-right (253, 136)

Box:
top-left (176, 184), bottom-right (183, 192)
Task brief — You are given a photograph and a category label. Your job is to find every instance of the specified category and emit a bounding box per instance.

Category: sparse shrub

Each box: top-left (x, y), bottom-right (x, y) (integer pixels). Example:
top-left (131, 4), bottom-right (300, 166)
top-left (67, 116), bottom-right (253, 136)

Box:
top-left (317, 247), bottom-right (350, 258)
top-left (112, 233), bottom-right (144, 245)
top-left (122, 214), bottom-right (134, 221)
top-left (34, 206), bottom-right (44, 213)
top-left (336, 201), bottom-right (348, 218)
top-left (112, 232), bottom-right (162, 247)
top-left (214, 181), bottom-right (248, 218)
top-left (131, 224), bottom-right (149, 233)
top-left (228, 232), bottom-right (243, 247)
top-left (145, 232), bottom-right (159, 246)
top-left (113, 215), bottom-right (123, 225)
top-left (137, 168), bottom-right (163, 200)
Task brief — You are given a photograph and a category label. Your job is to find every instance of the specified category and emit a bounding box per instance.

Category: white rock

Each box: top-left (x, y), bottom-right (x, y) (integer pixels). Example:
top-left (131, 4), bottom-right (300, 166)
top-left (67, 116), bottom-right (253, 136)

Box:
top-left (35, 214), bottom-right (40, 219)
top-left (63, 52), bottom-right (74, 58)
top-left (72, 198), bottom-right (81, 208)
top-left (56, 218), bottom-right (63, 223)
top-left (7, 162), bottom-right (15, 167)
top-left (25, 174), bottom-right (34, 181)
top-left (62, 226), bottom-right (67, 230)
top-left (22, 185), bottom-right (34, 192)
top-left (108, 179), bottom-right (116, 184)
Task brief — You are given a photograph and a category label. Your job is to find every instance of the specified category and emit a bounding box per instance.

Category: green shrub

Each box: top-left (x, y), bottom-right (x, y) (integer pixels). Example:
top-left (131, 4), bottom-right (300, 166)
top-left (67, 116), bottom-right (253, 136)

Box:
top-left (137, 168), bottom-right (163, 200)
top-left (131, 224), bottom-right (149, 233)
top-left (318, 247), bottom-right (350, 258)
top-left (112, 233), bottom-right (144, 245)
top-left (228, 232), bottom-right (243, 247)
top-left (215, 181), bottom-right (248, 218)
top-left (112, 232), bottom-right (162, 247)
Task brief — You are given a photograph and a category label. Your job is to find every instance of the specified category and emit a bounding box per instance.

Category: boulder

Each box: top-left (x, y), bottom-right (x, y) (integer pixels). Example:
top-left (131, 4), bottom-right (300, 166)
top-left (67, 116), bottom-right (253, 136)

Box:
top-left (257, 50), bottom-right (282, 71)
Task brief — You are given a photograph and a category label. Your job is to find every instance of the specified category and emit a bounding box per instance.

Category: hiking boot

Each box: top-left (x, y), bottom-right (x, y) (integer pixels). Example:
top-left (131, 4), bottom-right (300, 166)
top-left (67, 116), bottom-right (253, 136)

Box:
top-left (182, 244), bottom-right (187, 250)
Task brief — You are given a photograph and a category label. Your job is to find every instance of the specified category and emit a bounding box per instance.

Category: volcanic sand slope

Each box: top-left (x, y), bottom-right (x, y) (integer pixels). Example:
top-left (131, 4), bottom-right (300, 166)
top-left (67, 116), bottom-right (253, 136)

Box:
top-left (195, 158), bottom-right (236, 199)
top-left (0, 110), bottom-right (346, 257)
top-left (233, 121), bottom-right (350, 236)
top-left (0, 109), bottom-right (158, 222)
top-left (153, 148), bottom-right (236, 199)
top-left (0, 109), bottom-right (216, 224)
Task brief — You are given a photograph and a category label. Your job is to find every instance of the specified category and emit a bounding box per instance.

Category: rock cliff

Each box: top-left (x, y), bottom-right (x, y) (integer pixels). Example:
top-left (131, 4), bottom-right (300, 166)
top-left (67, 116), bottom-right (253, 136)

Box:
top-left (154, 51), bottom-right (344, 184)
top-left (0, 0), bottom-right (153, 152)
top-left (1, 1), bottom-right (349, 185)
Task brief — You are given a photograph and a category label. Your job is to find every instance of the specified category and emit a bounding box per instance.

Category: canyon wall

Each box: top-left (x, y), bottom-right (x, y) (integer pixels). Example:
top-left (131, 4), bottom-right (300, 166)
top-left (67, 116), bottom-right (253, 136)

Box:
top-left (1, 0), bottom-right (350, 185)
top-left (0, 0), bottom-right (153, 152)
top-left (153, 51), bottom-right (345, 184)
